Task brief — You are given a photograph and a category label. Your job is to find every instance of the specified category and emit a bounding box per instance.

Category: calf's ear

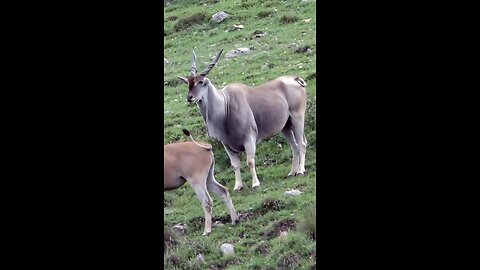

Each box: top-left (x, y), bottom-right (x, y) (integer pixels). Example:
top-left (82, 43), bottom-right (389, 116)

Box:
top-left (177, 76), bottom-right (189, 84)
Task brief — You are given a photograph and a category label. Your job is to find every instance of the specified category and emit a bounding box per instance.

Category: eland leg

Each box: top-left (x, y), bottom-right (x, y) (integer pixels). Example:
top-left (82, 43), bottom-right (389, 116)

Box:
top-left (206, 167), bottom-right (237, 224)
top-left (244, 135), bottom-right (261, 188)
top-left (281, 125), bottom-right (301, 177)
top-left (188, 179), bottom-right (213, 236)
top-left (223, 144), bottom-right (243, 191)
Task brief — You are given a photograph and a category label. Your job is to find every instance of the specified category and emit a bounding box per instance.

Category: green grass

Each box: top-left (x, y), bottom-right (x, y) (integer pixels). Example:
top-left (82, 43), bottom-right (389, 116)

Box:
top-left (164, 0), bottom-right (316, 268)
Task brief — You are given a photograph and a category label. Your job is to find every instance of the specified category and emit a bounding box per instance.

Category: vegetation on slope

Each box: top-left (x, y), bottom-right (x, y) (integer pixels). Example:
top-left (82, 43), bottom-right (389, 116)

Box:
top-left (164, 0), bottom-right (316, 268)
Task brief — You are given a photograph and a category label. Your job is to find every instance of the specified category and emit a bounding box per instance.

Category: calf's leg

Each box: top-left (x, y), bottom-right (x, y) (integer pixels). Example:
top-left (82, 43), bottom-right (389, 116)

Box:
top-left (188, 178), bottom-right (213, 236)
top-left (206, 166), bottom-right (237, 224)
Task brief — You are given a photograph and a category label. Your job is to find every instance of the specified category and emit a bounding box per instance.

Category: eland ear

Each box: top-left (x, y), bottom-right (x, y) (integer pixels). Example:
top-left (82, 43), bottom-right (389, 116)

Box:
top-left (177, 76), bottom-right (189, 84)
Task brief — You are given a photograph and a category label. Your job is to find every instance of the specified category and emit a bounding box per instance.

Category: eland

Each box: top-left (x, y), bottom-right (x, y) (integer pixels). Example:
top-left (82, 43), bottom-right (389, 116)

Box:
top-left (177, 49), bottom-right (308, 191)
top-left (164, 129), bottom-right (238, 235)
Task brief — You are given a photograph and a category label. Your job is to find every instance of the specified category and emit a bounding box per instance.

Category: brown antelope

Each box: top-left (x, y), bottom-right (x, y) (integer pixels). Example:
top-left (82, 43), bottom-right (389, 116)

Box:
top-left (178, 49), bottom-right (308, 191)
top-left (164, 129), bottom-right (237, 235)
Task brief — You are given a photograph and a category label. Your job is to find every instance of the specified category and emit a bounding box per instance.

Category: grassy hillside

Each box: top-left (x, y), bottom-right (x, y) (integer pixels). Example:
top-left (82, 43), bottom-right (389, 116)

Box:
top-left (164, 0), bottom-right (316, 269)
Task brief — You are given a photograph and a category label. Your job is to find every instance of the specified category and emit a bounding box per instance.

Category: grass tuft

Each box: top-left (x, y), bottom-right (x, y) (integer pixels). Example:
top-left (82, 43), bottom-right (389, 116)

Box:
top-left (280, 15), bottom-right (299, 24)
top-left (172, 12), bottom-right (208, 33)
top-left (257, 10), bottom-right (275, 18)
top-left (297, 205), bottom-right (316, 241)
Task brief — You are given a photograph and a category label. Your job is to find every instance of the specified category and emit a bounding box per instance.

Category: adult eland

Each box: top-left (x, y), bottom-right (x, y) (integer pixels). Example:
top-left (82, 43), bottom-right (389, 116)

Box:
top-left (177, 49), bottom-right (308, 191)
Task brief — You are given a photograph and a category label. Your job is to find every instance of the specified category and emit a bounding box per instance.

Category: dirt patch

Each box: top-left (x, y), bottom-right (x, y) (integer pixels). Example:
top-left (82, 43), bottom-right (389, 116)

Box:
top-left (295, 45), bottom-right (312, 54)
top-left (209, 257), bottom-right (243, 270)
top-left (172, 12), bottom-right (208, 32)
top-left (189, 198), bottom-right (287, 228)
top-left (277, 252), bottom-right (301, 269)
top-left (164, 230), bottom-right (178, 251)
top-left (260, 198), bottom-right (285, 212)
top-left (263, 218), bottom-right (296, 240)
top-left (253, 241), bottom-right (269, 255)
top-left (166, 15), bottom-right (178, 21)
top-left (280, 15), bottom-right (299, 24)
top-left (166, 253), bottom-right (181, 266)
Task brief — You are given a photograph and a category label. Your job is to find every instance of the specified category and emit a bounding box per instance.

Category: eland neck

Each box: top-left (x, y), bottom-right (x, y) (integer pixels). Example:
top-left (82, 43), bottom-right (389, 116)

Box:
top-left (197, 83), bottom-right (227, 139)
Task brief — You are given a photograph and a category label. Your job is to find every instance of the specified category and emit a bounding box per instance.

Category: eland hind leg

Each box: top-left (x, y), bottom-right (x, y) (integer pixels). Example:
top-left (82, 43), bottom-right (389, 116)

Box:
top-left (281, 119), bottom-right (301, 177)
top-left (290, 111), bottom-right (307, 175)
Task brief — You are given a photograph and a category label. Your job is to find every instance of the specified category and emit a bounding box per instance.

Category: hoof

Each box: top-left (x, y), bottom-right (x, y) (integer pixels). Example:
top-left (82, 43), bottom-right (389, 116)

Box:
top-left (233, 187), bottom-right (243, 192)
top-left (202, 231), bottom-right (211, 236)
top-left (252, 183), bottom-right (260, 189)
top-left (296, 173), bottom-right (305, 177)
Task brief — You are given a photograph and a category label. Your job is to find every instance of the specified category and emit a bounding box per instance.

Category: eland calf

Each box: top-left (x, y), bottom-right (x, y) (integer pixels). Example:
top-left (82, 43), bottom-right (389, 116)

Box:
top-left (178, 49), bottom-right (308, 191)
top-left (164, 129), bottom-right (237, 235)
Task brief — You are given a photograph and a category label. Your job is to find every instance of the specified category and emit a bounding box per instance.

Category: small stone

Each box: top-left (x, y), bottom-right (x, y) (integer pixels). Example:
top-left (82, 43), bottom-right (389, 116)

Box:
top-left (213, 221), bottom-right (224, 227)
top-left (285, 189), bottom-right (303, 196)
top-left (164, 58), bottom-right (169, 64)
top-left (279, 231), bottom-right (289, 238)
top-left (220, 243), bottom-right (235, 256)
top-left (233, 24), bottom-right (244, 29)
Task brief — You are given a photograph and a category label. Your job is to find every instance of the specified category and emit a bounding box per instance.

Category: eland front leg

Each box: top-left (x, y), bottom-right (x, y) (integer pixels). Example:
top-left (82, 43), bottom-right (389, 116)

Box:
top-left (223, 144), bottom-right (243, 191)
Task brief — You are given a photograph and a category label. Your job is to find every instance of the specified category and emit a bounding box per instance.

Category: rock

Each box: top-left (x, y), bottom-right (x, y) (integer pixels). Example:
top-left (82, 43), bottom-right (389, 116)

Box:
top-left (233, 24), bottom-right (244, 30)
top-left (196, 253), bottom-right (206, 263)
top-left (213, 221), bottom-right (224, 227)
top-left (285, 189), bottom-right (303, 196)
top-left (164, 58), bottom-right (169, 64)
top-left (251, 30), bottom-right (268, 39)
top-left (220, 243), bottom-right (235, 256)
top-left (225, 47), bottom-right (253, 59)
top-left (211, 11), bottom-right (229, 23)
top-left (172, 223), bottom-right (187, 234)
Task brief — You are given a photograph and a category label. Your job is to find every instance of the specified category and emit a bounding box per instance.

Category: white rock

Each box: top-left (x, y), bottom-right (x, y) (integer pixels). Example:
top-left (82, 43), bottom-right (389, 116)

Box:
top-left (172, 223), bottom-right (188, 234)
top-left (233, 24), bottom-right (244, 29)
top-left (225, 47), bottom-right (254, 59)
top-left (285, 189), bottom-right (303, 196)
top-left (164, 58), bottom-right (169, 64)
top-left (220, 243), bottom-right (235, 256)
top-left (211, 11), bottom-right (229, 23)
top-left (279, 231), bottom-right (289, 238)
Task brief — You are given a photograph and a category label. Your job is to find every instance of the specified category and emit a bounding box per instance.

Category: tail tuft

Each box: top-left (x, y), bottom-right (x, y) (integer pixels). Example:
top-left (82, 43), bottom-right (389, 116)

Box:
top-left (182, 129), bottom-right (190, 137)
top-left (294, 77), bottom-right (306, 87)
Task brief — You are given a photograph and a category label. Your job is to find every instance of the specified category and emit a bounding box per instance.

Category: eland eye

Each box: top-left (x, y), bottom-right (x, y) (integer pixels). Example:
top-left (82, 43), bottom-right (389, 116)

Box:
top-left (198, 80), bottom-right (204, 85)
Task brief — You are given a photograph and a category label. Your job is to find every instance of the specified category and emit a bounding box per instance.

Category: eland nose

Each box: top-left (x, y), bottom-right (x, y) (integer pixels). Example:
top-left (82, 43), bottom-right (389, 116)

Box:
top-left (187, 94), bottom-right (193, 101)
